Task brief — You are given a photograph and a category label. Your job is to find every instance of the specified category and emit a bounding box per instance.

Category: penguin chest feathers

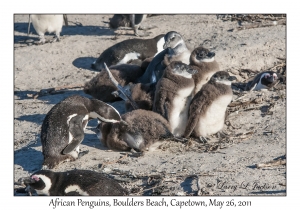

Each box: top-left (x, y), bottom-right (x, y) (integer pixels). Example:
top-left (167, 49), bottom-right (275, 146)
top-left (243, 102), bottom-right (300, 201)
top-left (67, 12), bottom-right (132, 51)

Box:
top-left (196, 94), bottom-right (232, 137)
top-left (169, 85), bottom-right (194, 137)
top-left (31, 15), bottom-right (63, 35)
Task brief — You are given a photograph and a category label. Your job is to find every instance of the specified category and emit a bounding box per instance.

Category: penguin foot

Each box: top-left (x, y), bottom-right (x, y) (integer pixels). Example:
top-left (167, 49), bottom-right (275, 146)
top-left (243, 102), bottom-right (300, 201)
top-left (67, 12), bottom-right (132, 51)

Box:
top-left (216, 131), bottom-right (230, 139)
top-left (199, 136), bottom-right (209, 144)
top-left (171, 136), bottom-right (189, 143)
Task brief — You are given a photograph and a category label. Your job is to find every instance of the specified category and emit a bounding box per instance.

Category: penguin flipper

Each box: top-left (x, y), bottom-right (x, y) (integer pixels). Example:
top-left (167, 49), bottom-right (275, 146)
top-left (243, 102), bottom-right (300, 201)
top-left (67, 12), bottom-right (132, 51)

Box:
top-left (183, 99), bottom-right (203, 138)
top-left (63, 115), bottom-right (85, 155)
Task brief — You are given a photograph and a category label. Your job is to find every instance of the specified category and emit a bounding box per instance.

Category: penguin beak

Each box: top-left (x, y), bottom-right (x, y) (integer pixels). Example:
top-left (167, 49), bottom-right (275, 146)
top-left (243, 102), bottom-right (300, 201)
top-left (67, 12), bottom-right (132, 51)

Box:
top-left (207, 52), bottom-right (215, 58)
top-left (18, 177), bottom-right (36, 185)
top-left (228, 76), bottom-right (237, 81)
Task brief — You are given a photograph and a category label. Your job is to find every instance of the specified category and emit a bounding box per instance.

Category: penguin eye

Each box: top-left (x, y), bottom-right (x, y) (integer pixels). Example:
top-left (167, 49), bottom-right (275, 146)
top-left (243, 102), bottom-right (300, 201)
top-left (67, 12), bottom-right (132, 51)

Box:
top-left (220, 76), bottom-right (224, 79)
top-left (170, 37), bottom-right (175, 41)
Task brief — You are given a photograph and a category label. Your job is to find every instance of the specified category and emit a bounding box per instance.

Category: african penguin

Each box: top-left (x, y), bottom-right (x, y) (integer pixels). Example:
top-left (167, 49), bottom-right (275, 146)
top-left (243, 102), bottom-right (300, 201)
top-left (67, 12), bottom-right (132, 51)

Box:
top-left (28, 14), bottom-right (66, 44)
top-left (153, 61), bottom-right (197, 137)
top-left (18, 169), bottom-right (128, 196)
top-left (109, 14), bottom-right (153, 37)
top-left (96, 109), bottom-right (173, 152)
top-left (91, 34), bottom-right (165, 71)
top-left (189, 47), bottom-right (220, 94)
top-left (245, 71), bottom-right (281, 91)
top-left (84, 64), bottom-right (146, 102)
top-left (138, 31), bottom-right (191, 84)
top-left (41, 95), bottom-right (121, 169)
top-left (184, 71), bottom-right (236, 142)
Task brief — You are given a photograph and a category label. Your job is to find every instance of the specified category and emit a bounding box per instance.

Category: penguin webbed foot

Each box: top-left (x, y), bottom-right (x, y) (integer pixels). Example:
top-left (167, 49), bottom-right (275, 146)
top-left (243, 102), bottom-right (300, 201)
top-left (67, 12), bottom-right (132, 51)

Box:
top-left (78, 150), bottom-right (89, 158)
top-left (170, 136), bottom-right (189, 143)
top-left (199, 136), bottom-right (209, 144)
top-left (216, 131), bottom-right (229, 139)
top-left (129, 149), bottom-right (145, 157)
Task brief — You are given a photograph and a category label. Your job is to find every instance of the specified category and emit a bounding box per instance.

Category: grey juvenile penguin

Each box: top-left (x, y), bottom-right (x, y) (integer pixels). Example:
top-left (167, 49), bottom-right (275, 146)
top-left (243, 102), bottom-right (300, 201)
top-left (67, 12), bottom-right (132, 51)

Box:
top-left (84, 64), bottom-right (146, 102)
top-left (184, 71), bottom-right (236, 142)
top-left (138, 31), bottom-right (191, 84)
top-left (245, 71), bottom-right (282, 91)
top-left (189, 47), bottom-right (220, 94)
top-left (91, 34), bottom-right (165, 71)
top-left (153, 61), bottom-right (197, 137)
top-left (97, 109), bottom-right (173, 152)
top-left (41, 95), bottom-right (121, 169)
top-left (18, 169), bottom-right (128, 196)
top-left (109, 14), bottom-right (154, 37)
top-left (28, 14), bottom-right (67, 44)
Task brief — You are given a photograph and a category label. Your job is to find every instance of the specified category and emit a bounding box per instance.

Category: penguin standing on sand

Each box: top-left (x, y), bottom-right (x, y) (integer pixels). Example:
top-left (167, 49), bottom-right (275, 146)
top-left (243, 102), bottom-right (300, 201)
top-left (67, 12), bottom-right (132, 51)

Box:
top-left (245, 71), bottom-right (282, 91)
top-left (189, 47), bottom-right (220, 94)
top-left (28, 14), bottom-right (68, 44)
top-left (153, 61), bottom-right (197, 137)
top-left (97, 109), bottom-right (173, 152)
top-left (41, 95), bottom-right (121, 169)
top-left (18, 169), bottom-right (128, 196)
top-left (91, 34), bottom-right (165, 71)
top-left (184, 71), bottom-right (236, 142)
top-left (138, 31), bottom-right (191, 84)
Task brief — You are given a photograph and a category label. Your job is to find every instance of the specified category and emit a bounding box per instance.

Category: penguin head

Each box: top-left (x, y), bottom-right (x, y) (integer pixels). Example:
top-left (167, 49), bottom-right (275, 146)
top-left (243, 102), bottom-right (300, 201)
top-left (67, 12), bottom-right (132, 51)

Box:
top-left (163, 31), bottom-right (183, 49)
top-left (19, 170), bottom-right (53, 194)
top-left (190, 47), bottom-right (215, 64)
top-left (210, 71), bottom-right (236, 86)
top-left (90, 99), bottom-right (122, 123)
top-left (261, 72), bottom-right (278, 85)
top-left (169, 61), bottom-right (198, 78)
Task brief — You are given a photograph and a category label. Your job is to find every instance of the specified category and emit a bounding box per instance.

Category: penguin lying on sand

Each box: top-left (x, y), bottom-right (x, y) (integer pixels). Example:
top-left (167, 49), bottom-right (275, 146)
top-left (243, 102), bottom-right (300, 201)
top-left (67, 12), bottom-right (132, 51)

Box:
top-left (138, 31), bottom-right (191, 84)
top-left (41, 95), bottom-right (121, 169)
top-left (153, 61), bottom-right (197, 137)
top-left (184, 71), bottom-right (236, 143)
top-left (91, 34), bottom-right (164, 71)
top-left (245, 71), bottom-right (283, 91)
top-left (18, 169), bottom-right (128, 196)
top-left (189, 47), bottom-right (220, 94)
top-left (96, 109), bottom-right (173, 152)
top-left (28, 14), bottom-right (68, 44)
top-left (109, 14), bottom-right (155, 37)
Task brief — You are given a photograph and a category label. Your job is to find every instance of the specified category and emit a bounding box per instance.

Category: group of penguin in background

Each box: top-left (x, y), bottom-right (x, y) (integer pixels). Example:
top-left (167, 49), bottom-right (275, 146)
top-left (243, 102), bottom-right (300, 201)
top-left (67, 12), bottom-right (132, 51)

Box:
top-left (17, 14), bottom-right (283, 196)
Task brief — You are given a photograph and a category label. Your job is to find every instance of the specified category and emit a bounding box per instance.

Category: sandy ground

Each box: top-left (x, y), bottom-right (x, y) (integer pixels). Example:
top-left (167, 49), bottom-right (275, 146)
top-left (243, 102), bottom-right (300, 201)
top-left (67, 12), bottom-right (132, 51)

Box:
top-left (13, 14), bottom-right (286, 196)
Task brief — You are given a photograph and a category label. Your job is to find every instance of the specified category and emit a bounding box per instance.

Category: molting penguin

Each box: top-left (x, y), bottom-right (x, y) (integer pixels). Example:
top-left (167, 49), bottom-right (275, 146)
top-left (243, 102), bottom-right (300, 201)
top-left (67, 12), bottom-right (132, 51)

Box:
top-left (153, 61), bottom-right (197, 137)
top-left (189, 47), bottom-right (220, 94)
top-left (184, 71), bottom-right (236, 142)
top-left (138, 31), bottom-right (191, 84)
top-left (91, 34), bottom-right (165, 71)
top-left (41, 95), bottom-right (121, 169)
top-left (84, 64), bottom-right (146, 102)
top-left (18, 169), bottom-right (128, 196)
top-left (109, 14), bottom-right (153, 37)
top-left (97, 109), bottom-right (173, 152)
top-left (28, 14), bottom-right (67, 44)
top-left (245, 71), bottom-right (282, 91)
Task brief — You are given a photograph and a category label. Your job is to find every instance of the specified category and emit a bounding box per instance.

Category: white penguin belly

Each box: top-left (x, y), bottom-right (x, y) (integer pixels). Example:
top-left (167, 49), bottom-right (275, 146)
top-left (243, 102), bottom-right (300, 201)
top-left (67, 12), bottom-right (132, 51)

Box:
top-left (253, 82), bottom-right (268, 91)
top-left (31, 15), bottom-right (63, 35)
top-left (65, 185), bottom-right (89, 195)
top-left (169, 86), bottom-right (194, 137)
top-left (117, 52), bottom-right (141, 65)
top-left (196, 95), bottom-right (232, 137)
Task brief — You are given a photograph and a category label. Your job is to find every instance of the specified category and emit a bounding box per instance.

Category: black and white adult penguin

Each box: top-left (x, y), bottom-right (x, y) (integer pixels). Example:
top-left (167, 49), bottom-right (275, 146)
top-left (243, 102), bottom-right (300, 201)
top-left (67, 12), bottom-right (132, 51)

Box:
top-left (245, 71), bottom-right (282, 91)
top-left (96, 109), bottom-right (173, 152)
top-left (41, 95), bottom-right (121, 169)
top-left (138, 31), bottom-right (191, 84)
top-left (109, 14), bottom-right (154, 37)
top-left (28, 14), bottom-right (68, 44)
top-left (184, 71), bottom-right (236, 143)
top-left (91, 34), bottom-right (165, 71)
top-left (189, 46), bottom-right (220, 94)
top-left (18, 169), bottom-right (128, 196)
top-left (153, 61), bottom-right (197, 137)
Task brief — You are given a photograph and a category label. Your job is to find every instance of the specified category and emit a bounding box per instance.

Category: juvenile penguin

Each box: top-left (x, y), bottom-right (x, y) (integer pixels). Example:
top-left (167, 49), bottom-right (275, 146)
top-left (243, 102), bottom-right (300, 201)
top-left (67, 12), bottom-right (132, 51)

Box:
top-left (189, 47), bottom-right (220, 94)
top-left (18, 169), bottom-right (128, 196)
top-left (97, 109), bottom-right (173, 152)
top-left (109, 14), bottom-right (152, 37)
top-left (245, 71), bottom-right (281, 91)
top-left (91, 34), bottom-right (165, 71)
top-left (153, 61), bottom-right (197, 137)
top-left (184, 71), bottom-right (236, 142)
top-left (28, 14), bottom-right (66, 44)
top-left (84, 64), bottom-right (146, 102)
top-left (138, 31), bottom-right (191, 84)
top-left (41, 95), bottom-right (121, 169)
